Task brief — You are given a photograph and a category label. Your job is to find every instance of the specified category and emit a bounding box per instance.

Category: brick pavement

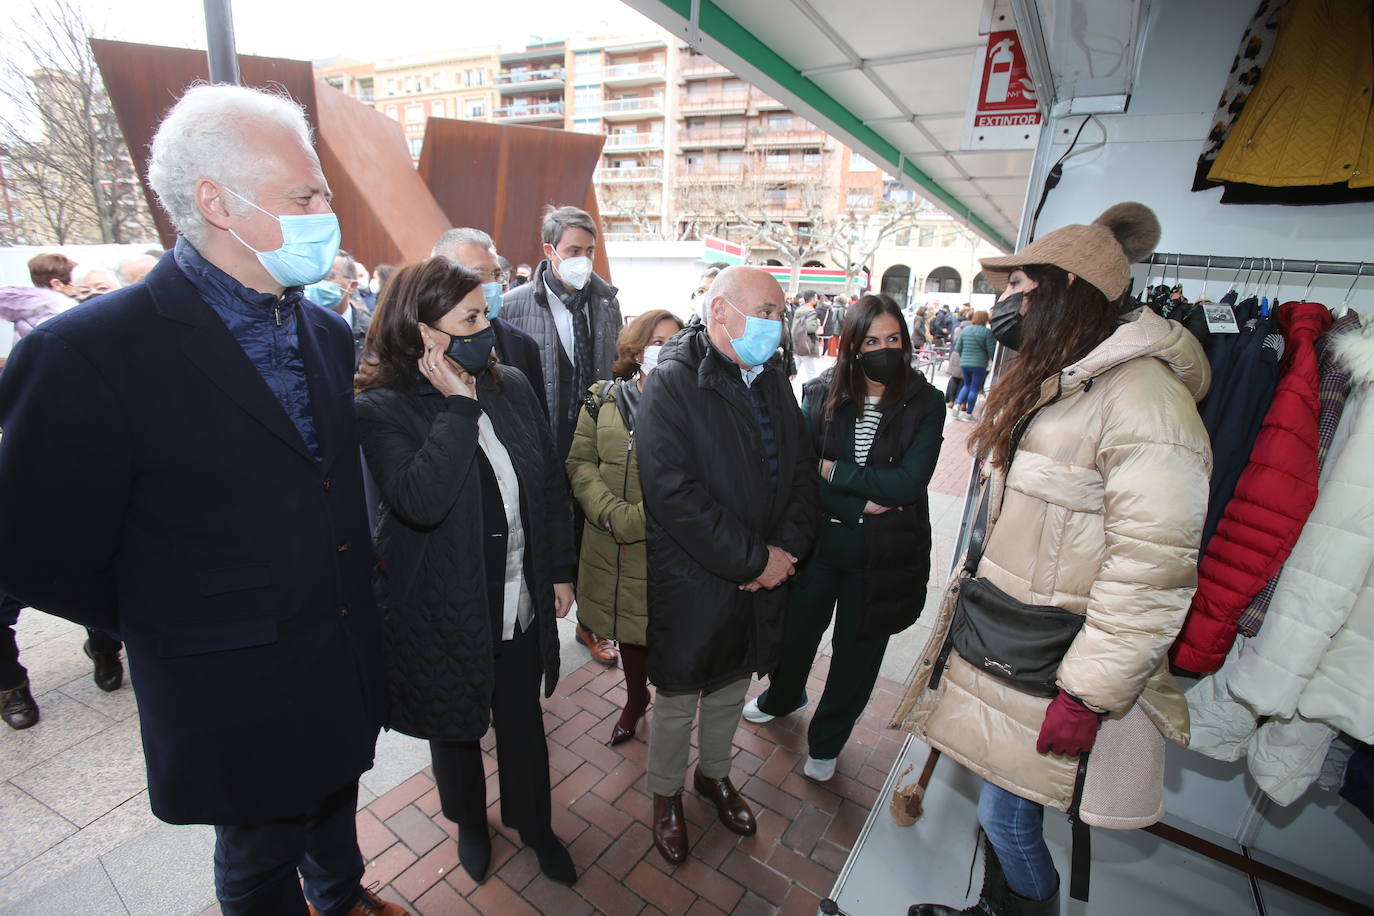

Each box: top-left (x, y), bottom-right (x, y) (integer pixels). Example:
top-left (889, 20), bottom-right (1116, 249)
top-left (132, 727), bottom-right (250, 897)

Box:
top-left (928, 410), bottom-right (976, 498)
top-left (201, 656), bottom-right (912, 916)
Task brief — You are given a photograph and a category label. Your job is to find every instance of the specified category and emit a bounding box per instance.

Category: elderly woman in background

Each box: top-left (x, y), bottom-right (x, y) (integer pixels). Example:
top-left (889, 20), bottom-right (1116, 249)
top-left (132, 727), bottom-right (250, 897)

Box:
top-left (355, 258), bottom-right (578, 888)
top-left (567, 308), bottom-right (684, 746)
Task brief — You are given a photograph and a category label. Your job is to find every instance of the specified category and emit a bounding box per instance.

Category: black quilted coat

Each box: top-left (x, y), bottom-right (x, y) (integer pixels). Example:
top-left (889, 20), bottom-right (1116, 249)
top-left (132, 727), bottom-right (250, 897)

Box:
top-left (356, 369), bottom-right (575, 741)
top-left (637, 325), bottom-right (819, 691)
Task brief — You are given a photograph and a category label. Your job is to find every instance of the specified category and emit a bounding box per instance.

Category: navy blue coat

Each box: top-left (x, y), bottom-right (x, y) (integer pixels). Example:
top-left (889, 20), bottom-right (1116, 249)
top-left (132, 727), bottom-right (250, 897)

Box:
top-left (0, 254), bottom-right (386, 826)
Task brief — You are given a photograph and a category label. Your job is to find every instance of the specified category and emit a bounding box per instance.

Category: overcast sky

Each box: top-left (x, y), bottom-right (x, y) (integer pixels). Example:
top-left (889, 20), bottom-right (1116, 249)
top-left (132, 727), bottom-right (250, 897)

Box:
top-left (9, 0), bottom-right (663, 66)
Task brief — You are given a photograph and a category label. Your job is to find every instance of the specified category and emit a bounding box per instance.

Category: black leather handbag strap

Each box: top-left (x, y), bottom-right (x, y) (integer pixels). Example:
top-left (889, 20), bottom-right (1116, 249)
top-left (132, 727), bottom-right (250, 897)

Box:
top-left (963, 478), bottom-right (993, 576)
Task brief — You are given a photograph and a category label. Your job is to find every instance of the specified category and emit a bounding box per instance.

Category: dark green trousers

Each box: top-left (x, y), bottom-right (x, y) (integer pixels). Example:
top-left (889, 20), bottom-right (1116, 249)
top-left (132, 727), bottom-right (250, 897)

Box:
top-left (758, 520), bottom-right (890, 760)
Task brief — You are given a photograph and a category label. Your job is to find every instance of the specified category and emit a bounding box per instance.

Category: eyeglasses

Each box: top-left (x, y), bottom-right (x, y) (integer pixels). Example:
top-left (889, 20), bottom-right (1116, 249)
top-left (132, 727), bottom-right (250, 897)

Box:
top-left (477, 269), bottom-right (507, 284)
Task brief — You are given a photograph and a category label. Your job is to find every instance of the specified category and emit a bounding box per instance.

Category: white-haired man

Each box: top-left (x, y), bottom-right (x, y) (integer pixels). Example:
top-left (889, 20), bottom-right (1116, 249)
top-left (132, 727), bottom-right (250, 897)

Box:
top-left (116, 253), bottom-right (160, 286)
top-left (0, 85), bottom-right (400, 916)
top-left (636, 265), bottom-right (818, 863)
top-left (431, 227), bottom-right (544, 403)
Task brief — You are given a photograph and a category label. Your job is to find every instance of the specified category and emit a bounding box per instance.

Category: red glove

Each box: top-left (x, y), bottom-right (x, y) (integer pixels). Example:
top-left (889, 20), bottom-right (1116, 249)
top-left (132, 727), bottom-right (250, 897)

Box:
top-left (1036, 689), bottom-right (1104, 756)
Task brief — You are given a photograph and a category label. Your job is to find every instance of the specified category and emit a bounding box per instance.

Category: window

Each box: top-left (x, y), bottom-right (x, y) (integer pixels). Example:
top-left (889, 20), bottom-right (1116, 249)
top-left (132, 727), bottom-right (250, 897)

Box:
top-left (684, 153), bottom-right (704, 171)
top-left (465, 98), bottom-right (485, 118)
top-left (408, 137), bottom-right (423, 158)
top-left (405, 103), bottom-right (423, 123)
top-left (973, 273), bottom-right (996, 295)
top-left (575, 86), bottom-right (601, 114)
top-left (573, 118), bottom-right (601, 134)
top-left (431, 100), bottom-right (445, 117)
top-left (575, 51), bottom-right (602, 79)
top-left (846, 192), bottom-right (873, 208)
top-left (894, 228), bottom-right (911, 246)
top-left (918, 226), bottom-right (936, 247)
top-left (802, 148), bottom-right (822, 166)
top-left (386, 104), bottom-right (398, 119)
top-left (766, 151), bottom-right (789, 170)
top-left (685, 116), bottom-right (706, 130)
top-left (767, 115), bottom-right (794, 131)
top-left (433, 73), bottom-right (444, 90)
top-left (388, 78), bottom-right (397, 93)
top-left (687, 81), bottom-right (708, 97)
top-left (850, 151), bottom-right (877, 171)
top-left (764, 186), bottom-right (788, 203)
top-left (718, 149), bottom-right (742, 166)
top-left (925, 266), bottom-right (962, 294)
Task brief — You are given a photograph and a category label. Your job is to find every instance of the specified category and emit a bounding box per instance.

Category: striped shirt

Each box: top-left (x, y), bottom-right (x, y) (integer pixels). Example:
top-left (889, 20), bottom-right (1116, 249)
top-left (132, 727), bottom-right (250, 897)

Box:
top-left (853, 396), bottom-right (882, 466)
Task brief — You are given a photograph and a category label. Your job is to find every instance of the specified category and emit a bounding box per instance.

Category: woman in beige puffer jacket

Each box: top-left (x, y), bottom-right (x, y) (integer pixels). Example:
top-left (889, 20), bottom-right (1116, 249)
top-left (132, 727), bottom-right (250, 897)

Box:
top-left (898, 204), bottom-right (1213, 916)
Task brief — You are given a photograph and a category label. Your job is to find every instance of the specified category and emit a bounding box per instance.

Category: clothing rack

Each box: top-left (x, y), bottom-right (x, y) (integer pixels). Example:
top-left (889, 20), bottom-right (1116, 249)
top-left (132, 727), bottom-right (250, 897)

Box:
top-left (1145, 252), bottom-right (1370, 279)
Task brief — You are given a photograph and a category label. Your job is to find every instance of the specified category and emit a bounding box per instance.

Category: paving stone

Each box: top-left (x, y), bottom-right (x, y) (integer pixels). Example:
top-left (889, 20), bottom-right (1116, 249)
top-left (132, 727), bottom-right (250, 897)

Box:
top-left (522, 872), bottom-right (595, 916)
top-left (0, 783), bottom-right (76, 880)
top-left (780, 803), bottom-right (831, 856)
top-left (768, 843), bottom-right (838, 898)
top-left (100, 820), bottom-right (217, 916)
top-left (12, 716), bottom-right (146, 828)
top-left (385, 803), bottom-right (447, 856)
top-left (0, 691), bottom-right (115, 782)
top-left (412, 878), bottom-right (479, 916)
top-left (577, 862), bottom-right (646, 915)
top-left (0, 856), bottom-right (128, 916)
top-left (719, 848), bottom-right (791, 905)
top-left (626, 858), bottom-right (695, 916)
top-left (671, 855), bottom-right (746, 912)
top-left (467, 876), bottom-right (539, 916)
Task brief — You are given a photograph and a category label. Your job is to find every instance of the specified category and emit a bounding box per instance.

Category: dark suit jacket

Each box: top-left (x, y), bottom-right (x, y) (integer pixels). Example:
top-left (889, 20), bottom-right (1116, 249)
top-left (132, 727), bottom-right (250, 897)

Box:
top-left (0, 255), bottom-right (385, 825)
top-left (492, 317), bottom-right (546, 418)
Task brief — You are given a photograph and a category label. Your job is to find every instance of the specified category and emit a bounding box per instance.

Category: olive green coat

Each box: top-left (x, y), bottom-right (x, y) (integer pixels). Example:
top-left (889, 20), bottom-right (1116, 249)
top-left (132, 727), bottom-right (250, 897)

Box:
top-left (566, 379), bottom-right (647, 645)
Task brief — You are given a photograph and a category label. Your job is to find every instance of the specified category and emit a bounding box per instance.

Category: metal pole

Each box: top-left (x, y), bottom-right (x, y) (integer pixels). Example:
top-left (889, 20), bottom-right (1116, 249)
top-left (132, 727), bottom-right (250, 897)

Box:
top-left (203, 0), bottom-right (241, 85)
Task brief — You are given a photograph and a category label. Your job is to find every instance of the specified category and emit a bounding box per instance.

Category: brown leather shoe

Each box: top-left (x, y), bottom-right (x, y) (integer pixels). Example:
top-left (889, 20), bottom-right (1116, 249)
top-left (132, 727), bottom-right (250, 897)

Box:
top-left (651, 792), bottom-right (689, 864)
top-left (693, 767), bottom-right (756, 836)
top-left (307, 884), bottom-right (410, 916)
top-left (577, 623), bottom-right (619, 666)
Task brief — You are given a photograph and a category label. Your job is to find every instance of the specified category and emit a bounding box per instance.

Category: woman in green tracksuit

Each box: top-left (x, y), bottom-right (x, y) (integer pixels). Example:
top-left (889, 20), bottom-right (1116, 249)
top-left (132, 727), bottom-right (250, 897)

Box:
top-left (567, 308), bottom-right (684, 746)
top-left (743, 294), bottom-right (944, 781)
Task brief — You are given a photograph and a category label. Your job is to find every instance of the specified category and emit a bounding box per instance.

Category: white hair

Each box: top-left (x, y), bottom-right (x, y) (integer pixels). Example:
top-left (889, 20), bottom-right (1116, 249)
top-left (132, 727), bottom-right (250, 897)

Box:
top-left (433, 227), bottom-right (495, 259)
top-left (71, 264), bottom-right (119, 288)
top-left (147, 84), bottom-right (314, 248)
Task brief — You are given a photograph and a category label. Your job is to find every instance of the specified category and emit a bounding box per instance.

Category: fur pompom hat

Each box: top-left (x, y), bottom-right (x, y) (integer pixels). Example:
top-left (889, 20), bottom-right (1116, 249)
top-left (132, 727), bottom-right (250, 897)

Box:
top-left (978, 202), bottom-right (1161, 301)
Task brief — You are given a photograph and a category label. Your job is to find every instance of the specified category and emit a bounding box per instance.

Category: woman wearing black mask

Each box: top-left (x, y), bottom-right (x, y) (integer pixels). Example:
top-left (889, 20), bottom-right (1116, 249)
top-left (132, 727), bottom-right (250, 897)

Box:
top-left (743, 294), bottom-right (944, 782)
top-left (355, 258), bottom-right (578, 887)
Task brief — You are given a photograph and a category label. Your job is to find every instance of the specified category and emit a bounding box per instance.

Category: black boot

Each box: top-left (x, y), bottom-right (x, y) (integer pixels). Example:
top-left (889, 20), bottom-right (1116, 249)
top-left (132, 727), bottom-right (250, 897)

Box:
top-left (909, 835), bottom-right (1009, 915)
top-left (457, 823), bottom-right (492, 884)
top-left (84, 639), bottom-right (123, 692)
top-left (1, 680), bottom-right (39, 730)
top-left (521, 829), bottom-right (576, 885)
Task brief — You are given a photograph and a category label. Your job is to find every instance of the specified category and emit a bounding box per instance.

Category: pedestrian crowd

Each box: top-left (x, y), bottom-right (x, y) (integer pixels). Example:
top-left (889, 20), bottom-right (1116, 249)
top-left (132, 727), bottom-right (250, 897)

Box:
top-left (0, 83), bottom-right (1206, 916)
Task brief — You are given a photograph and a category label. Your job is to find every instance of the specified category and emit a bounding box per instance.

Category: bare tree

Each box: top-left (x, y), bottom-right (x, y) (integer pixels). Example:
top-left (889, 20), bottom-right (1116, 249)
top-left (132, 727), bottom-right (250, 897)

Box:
top-left (596, 152), bottom-right (666, 240)
top-left (825, 194), bottom-right (930, 295)
top-left (0, 0), bottom-right (156, 245)
top-left (672, 151), bottom-right (835, 295)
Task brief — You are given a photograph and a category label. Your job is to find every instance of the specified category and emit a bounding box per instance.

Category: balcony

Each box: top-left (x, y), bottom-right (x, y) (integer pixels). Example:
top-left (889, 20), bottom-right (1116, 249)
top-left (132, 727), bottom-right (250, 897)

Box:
top-left (680, 55), bottom-right (732, 80)
top-left (677, 128), bottom-right (747, 148)
top-left (602, 61), bottom-right (666, 87)
top-left (753, 95), bottom-right (789, 111)
top-left (759, 164), bottom-right (826, 182)
top-left (492, 100), bottom-right (565, 122)
top-left (595, 165), bottom-right (664, 182)
top-left (495, 68), bottom-right (566, 94)
top-left (604, 132), bottom-right (665, 151)
top-left (677, 164), bottom-right (745, 182)
top-left (602, 96), bottom-right (665, 120)
top-left (748, 128), bottom-right (828, 147)
top-left (678, 92), bottom-right (750, 116)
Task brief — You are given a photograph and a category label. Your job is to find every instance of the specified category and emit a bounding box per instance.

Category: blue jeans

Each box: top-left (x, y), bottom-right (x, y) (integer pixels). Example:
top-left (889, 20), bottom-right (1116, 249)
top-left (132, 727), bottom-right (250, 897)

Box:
top-left (977, 780), bottom-right (1058, 901)
top-left (956, 367), bottom-right (988, 413)
top-left (213, 780), bottom-right (365, 916)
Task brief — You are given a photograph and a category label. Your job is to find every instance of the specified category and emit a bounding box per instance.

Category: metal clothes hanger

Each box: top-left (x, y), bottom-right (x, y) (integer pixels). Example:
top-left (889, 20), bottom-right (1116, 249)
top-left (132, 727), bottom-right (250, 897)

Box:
top-left (1304, 262), bottom-right (1318, 303)
top-left (1338, 264), bottom-right (1366, 319)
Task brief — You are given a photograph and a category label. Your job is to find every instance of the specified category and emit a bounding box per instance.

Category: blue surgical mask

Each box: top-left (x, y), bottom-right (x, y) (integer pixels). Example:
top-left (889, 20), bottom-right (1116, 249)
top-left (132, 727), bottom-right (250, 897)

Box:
top-left (224, 186), bottom-right (341, 288)
top-left (724, 297), bottom-right (782, 368)
top-left (303, 280), bottom-right (344, 310)
top-left (482, 281), bottom-right (504, 320)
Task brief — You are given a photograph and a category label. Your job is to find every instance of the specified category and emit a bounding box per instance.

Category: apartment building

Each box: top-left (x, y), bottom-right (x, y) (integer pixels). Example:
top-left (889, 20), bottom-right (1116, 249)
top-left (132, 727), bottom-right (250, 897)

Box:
top-left (372, 47), bottom-right (501, 159)
top-left (315, 56), bottom-right (375, 107)
top-left (494, 42), bottom-right (567, 128)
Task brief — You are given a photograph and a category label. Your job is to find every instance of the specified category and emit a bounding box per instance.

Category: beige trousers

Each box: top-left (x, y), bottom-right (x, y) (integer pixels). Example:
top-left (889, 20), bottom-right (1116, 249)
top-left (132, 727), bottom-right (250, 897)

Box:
top-left (646, 676), bottom-right (750, 797)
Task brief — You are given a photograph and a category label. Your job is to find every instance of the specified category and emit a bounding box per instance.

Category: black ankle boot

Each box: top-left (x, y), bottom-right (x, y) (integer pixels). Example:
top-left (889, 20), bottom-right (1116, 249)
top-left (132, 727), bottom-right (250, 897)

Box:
top-left (1, 680), bottom-right (38, 730)
top-left (84, 639), bottom-right (123, 692)
top-left (909, 835), bottom-right (1012, 915)
top-left (520, 829), bottom-right (576, 885)
top-left (457, 824), bottom-right (491, 883)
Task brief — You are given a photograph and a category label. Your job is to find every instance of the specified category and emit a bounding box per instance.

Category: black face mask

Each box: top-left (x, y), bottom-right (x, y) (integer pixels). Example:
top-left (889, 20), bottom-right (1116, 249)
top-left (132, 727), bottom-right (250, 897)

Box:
top-left (443, 325), bottom-right (495, 374)
top-left (990, 292), bottom-right (1026, 350)
top-left (859, 346), bottom-right (906, 385)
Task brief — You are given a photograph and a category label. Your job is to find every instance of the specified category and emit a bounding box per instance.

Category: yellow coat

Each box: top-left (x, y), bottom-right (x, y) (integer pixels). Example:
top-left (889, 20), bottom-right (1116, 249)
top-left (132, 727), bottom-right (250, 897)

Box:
top-left (1208, 0), bottom-right (1374, 189)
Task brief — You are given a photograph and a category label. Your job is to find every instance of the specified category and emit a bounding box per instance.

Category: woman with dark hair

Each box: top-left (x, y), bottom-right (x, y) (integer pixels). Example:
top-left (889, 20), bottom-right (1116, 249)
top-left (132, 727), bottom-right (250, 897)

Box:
top-left (355, 258), bottom-right (578, 887)
top-left (567, 308), bottom-right (684, 746)
top-left (743, 293), bottom-right (944, 782)
top-left (896, 205), bottom-right (1211, 916)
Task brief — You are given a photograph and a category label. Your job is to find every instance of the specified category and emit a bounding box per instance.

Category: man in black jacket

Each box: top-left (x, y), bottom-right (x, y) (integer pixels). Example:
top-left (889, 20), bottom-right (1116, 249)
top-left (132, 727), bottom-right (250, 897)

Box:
top-left (637, 265), bottom-right (818, 865)
top-left (432, 227), bottom-right (545, 411)
top-left (0, 85), bottom-right (397, 916)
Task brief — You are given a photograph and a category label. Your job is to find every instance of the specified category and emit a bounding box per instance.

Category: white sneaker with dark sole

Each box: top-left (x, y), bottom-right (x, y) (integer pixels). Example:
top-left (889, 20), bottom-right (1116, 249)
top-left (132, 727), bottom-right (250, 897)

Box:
top-left (742, 694), bottom-right (808, 724)
top-left (804, 756), bottom-right (837, 782)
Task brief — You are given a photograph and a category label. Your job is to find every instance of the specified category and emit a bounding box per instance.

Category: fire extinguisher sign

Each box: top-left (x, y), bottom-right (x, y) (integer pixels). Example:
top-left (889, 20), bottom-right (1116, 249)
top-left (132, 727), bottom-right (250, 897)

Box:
top-left (962, 30), bottom-right (1042, 151)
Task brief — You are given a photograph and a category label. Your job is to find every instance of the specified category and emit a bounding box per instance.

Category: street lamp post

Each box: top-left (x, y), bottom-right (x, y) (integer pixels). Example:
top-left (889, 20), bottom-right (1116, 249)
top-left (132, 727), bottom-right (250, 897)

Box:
top-left (203, 0), bottom-right (241, 85)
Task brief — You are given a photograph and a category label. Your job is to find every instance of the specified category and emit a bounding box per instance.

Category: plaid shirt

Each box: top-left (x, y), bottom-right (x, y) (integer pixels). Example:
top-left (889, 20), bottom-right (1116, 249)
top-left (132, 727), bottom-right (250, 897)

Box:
top-left (1237, 310), bottom-right (1363, 636)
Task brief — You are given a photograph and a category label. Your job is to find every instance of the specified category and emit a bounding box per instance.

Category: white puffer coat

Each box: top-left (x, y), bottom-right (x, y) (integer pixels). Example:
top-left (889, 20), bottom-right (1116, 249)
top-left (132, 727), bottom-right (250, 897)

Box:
top-left (1188, 313), bottom-right (1374, 803)
top-left (893, 309), bottom-right (1212, 810)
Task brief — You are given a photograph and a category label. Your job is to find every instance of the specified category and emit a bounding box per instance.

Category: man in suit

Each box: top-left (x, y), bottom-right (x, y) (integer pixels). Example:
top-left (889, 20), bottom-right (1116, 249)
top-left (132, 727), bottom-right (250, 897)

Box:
top-left (431, 227), bottom-right (545, 409)
top-left (0, 85), bottom-right (401, 916)
top-left (304, 248), bottom-right (372, 371)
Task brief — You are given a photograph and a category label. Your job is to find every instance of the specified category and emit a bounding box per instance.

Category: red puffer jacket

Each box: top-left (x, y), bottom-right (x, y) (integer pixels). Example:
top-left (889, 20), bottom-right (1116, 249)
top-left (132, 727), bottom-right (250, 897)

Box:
top-left (1172, 301), bottom-right (1332, 674)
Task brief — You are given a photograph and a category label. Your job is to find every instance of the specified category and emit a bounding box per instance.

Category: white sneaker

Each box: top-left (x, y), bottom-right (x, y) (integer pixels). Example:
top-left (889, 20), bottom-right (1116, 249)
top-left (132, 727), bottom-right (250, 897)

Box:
top-left (742, 694), bottom-right (808, 724)
top-left (958, 412), bottom-right (975, 422)
top-left (804, 755), bottom-right (837, 782)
